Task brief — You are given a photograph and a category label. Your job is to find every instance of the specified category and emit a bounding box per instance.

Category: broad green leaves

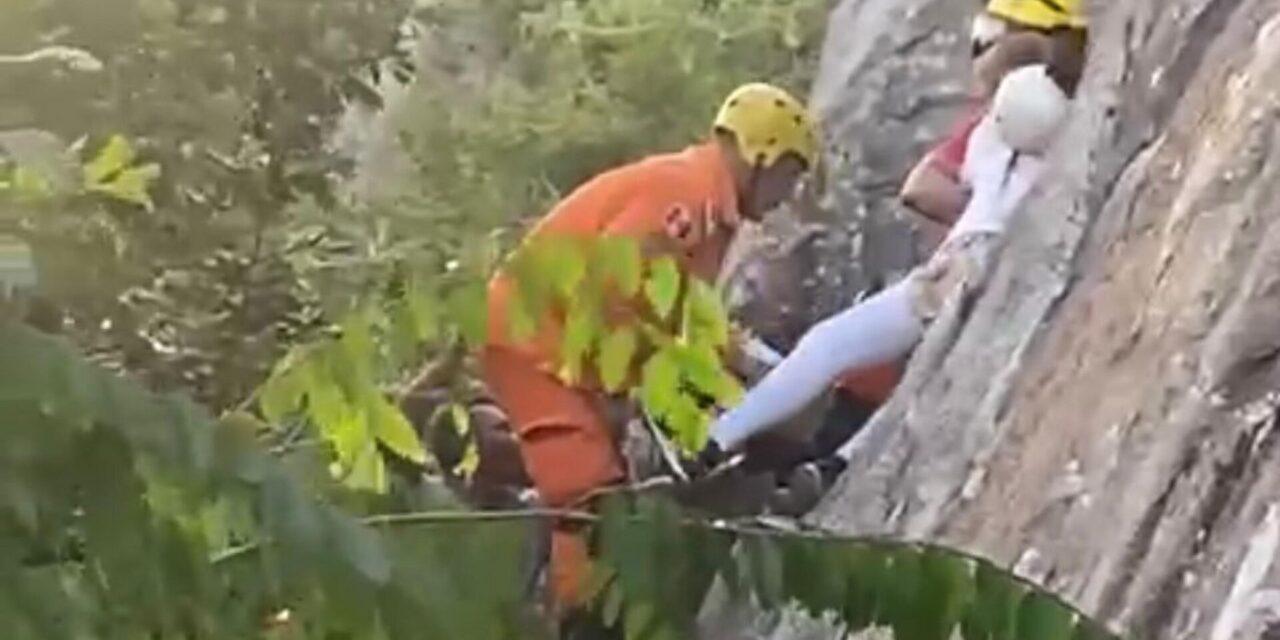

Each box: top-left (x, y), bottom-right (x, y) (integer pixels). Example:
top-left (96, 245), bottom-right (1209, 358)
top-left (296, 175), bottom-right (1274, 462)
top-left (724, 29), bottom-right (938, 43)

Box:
top-left (639, 348), bottom-right (680, 418)
top-left (0, 320), bottom-right (544, 640)
top-left (586, 495), bottom-right (1125, 640)
top-left (1, 318), bottom-right (1123, 640)
top-left (598, 327), bottom-right (638, 392)
top-left (257, 297), bottom-right (446, 492)
top-left (598, 236), bottom-right (644, 297)
top-left (370, 394), bottom-right (426, 465)
top-left (0, 133), bottom-right (162, 296)
top-left (643, 256), bottom-right (681, 321)
top-left (81, 135), bottom-right (162, 210)
top-left (506, 234), bottom-right (739, 454)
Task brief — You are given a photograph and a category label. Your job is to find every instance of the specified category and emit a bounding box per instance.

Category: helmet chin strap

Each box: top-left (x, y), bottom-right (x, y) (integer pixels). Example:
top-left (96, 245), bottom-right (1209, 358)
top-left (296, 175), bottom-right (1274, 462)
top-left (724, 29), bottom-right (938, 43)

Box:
top-left (738, 157), bottom-right (766, 221)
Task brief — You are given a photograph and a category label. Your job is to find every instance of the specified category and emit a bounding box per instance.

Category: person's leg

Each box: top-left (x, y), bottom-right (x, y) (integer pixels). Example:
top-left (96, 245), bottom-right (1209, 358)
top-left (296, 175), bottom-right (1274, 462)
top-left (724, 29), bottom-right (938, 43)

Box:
top-left (811, 388), bottom-right (881, 459)
top-left (709, 281), bottom-right (924, 451)
top-left (481, 347), bottom-right (625, 609)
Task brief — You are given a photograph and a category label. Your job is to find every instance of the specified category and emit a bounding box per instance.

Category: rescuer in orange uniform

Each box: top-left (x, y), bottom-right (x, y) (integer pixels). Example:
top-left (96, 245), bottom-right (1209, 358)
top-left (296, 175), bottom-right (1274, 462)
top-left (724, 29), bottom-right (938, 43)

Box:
top-left (482, 82), bottom-right (821, 611)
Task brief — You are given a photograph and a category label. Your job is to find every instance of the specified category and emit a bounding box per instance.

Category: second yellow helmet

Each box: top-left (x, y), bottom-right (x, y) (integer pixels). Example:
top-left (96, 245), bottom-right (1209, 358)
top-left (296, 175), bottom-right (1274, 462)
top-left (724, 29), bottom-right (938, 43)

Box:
top-left (713, 83), bottom-right (820, 170)
top-left (985, 0), bottom-right (1086, 31)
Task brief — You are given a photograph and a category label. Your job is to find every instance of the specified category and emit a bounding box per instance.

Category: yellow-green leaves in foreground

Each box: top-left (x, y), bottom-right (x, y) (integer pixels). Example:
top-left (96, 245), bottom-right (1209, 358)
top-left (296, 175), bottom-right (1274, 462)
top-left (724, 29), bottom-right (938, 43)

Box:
top-left (505, 235), bottom-right (742, 454)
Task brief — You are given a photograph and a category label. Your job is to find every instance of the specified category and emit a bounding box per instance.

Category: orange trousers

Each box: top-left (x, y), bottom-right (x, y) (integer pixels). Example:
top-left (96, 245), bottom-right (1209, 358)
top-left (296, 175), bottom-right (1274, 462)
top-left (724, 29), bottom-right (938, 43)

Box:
top-left (481, 346), bottom-right (626, 608)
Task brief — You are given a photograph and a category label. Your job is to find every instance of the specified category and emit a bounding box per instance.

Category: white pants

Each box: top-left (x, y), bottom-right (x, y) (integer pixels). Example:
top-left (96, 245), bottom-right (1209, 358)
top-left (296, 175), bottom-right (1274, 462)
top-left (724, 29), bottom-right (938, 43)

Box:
top-left (709, 232), bottom-right (1002, 451)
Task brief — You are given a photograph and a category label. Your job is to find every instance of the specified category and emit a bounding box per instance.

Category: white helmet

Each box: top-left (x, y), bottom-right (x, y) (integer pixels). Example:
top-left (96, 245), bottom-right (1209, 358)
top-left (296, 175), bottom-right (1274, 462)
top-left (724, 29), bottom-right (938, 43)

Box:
top-left (991, 64), bottom-right (1070, 155)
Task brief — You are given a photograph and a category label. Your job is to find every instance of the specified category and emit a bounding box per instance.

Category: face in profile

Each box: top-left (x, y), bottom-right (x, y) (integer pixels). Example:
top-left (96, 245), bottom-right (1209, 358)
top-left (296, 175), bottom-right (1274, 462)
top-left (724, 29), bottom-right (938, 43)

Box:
top-left (968, 31), bottom-right (1056, 102)
top-left (745, 154), bottom-right (808, 221)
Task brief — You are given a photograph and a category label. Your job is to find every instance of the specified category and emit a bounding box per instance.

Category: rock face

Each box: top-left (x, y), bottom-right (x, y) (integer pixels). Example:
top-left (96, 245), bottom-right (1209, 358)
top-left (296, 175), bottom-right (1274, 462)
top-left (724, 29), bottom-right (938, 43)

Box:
top-left (744, 0), bottom-right (1280, 638)
top-left (721, 0), bottom-right (980, 344)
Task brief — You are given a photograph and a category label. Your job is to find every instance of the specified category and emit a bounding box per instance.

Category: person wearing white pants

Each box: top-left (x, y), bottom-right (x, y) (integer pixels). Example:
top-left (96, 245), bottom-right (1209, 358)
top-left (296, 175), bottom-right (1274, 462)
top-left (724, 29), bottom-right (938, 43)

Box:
top-left (700, 64), bottom-right (1072, 470)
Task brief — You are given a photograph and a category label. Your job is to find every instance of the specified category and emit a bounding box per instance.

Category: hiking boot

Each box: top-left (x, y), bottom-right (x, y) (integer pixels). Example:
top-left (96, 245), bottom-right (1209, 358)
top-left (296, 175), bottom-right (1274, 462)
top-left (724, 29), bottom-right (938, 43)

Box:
top-left (768, 456), bottom-right (848, 517)
top-left (560, 609), bottom-right (621, 640)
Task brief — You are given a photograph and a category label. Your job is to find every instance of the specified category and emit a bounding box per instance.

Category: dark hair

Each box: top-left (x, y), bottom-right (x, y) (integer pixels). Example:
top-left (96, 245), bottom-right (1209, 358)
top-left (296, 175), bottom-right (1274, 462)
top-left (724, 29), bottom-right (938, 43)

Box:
top-left (975, 26), bottom-right (1087, 99)
top-left (974, 32), bottom-right (1055, 97)
top-left (1045, 26), bottom-right (1088, 97)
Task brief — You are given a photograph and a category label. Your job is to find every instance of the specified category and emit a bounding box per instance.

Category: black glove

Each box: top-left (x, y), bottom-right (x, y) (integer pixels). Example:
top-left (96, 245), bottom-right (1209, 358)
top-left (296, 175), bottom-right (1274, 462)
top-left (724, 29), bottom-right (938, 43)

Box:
top-left (741, 433), bottom-right (816, 475)
top-left (768, 455), bottom-right (849, 517)
top-left (813, 455), bottom-right (848, 487)
top-left (687, 440), bottom-right (730, 478)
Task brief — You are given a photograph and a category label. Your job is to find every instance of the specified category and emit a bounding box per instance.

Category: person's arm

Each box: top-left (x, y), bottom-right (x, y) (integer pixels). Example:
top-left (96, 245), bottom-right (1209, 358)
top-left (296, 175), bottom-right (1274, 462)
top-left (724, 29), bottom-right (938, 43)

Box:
top-left (902, 106), bottom-right (986, 228)
top-left (900, 157), bottom-right (970, 227)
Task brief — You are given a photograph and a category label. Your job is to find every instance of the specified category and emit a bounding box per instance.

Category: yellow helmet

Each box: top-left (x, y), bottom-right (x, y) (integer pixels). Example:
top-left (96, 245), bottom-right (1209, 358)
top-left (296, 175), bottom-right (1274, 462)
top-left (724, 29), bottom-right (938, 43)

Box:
top-left (986, 0), bottom-right (1086, 31)
top-left (713, 83), bottom-right (820, 170)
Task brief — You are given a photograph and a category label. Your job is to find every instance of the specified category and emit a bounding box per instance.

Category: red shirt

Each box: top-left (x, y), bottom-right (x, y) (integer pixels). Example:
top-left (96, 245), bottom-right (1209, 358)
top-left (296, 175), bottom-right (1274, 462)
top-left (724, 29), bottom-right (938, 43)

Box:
top-left (927, 104), bottom-right (986, 180)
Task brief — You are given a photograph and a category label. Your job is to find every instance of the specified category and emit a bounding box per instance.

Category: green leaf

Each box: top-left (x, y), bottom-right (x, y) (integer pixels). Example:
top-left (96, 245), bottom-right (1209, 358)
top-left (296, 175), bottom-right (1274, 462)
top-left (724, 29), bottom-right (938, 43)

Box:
top-left (841, 542), bottom-right (889, 629)
top-left (213, 414), bottom-right (269, 484)
top-left (305, 374), bottom-right (345, 430)
top-left (457, 440), bottom-right (480, 478)
top-left (558, 295), bottom-right (600, 384)
top-left (346, 441), bottom-right (388, 492)
top-left (83, 134), bottom-right (137, 185)
top-left (324, 403), bottom-right (369, 470)
top-left (89, 163), bottom-right (161, 209)
top-left (597, 327), bottom-right (638, 393)
top-left (328, 509), bottom-right (392, 585)
top-left (339, 308), bottom-right (376, 385)
top-left (638, 348), bottom-right (680, 419)
top-left (406, 289), bottom-right (441, 343)
top-left (582, 563), bottom-right (617, 606)
top-left (603, 582), bottom-right (625, 628)
top-left (963, 561), bottom-right (1027, 640)
top-left (449, 403), bottom-right (479, 477)
top-left (260, 352), bottom-right (309, 425)
top-left (670, 342), bottom-right (741, 407)
top-left (1015, 592), bottom-right (1075, 640)
top-left (884, 547), bottom-right (924, 638)
top-left (643, 256), bottom-right (681, 320)
top-left (913, 550), bottom-right (976, 640)
top-left (10, 166), bottom-right (52, 201)
top-left (368, 396), bottom-right (426, 464)
top-left (780, 538), bottom-right (845, 618)
top-left (547, 237), bottom-right (587, 297)
top-left (665, 394), bottom-right (708, 454)
top-left (447, 282), bottom-right (489, 348)
top-left (742, 535), bottom-right (784, 609)
top-left (598, 236), bottom-right (643, 297)
top-left (507, 282), bottom-right (540, 342)
top-left (623, 601), bottom-right (657, 640)
top-left (682, 278), bottom-right (729, 347)
top-left (450, 403), bottom-right (471, 437)
top-left (389, 301), bottom-right (423, 365)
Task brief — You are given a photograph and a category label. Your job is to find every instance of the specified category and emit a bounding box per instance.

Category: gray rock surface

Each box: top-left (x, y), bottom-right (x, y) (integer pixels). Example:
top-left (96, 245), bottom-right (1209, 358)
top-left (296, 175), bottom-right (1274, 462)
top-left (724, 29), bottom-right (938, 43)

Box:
top-left (722, 0), bottom-right (978, 344)
top-left (731, 0), bottom-right (1280, 638)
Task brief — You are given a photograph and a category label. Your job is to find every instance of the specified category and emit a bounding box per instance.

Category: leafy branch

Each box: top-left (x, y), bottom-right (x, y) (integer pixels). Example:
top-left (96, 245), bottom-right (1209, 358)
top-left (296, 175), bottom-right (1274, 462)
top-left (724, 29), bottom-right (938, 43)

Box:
top-left (504, 233), bottom-right (743, 453)
top-left (208, 495), bottom-right (1124, 640)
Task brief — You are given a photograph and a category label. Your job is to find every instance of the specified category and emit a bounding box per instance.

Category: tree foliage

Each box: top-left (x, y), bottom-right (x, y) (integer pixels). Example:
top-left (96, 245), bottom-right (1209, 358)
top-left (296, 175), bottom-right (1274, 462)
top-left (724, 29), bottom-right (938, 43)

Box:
top-left (503, 234), bottom-right (742, 453)
top-left (0, 0), bottom-right (415, 408)
top-left (0, 317), bottom-right (1123, 639)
